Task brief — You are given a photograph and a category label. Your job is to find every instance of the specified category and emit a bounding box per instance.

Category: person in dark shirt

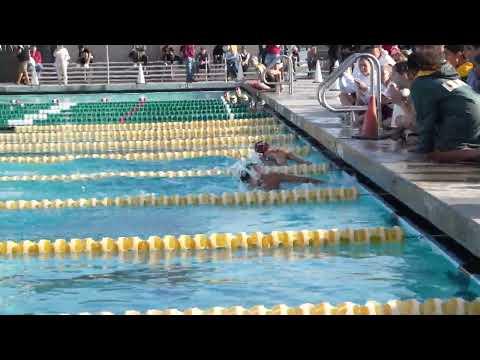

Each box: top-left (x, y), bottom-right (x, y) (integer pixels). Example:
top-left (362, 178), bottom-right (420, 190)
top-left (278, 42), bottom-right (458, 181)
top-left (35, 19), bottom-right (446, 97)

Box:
top-left (196, 47), bottom-right (209, 72)
top-left (328, 45), bottom-right (341, 73)
top-left (16, 46), bottom-right (30, 85)
top-left (213, 45), bottom-right (224, 64)
top-left (78, 45), bottom-right (93, 67)
top-left (410, 45), bottom-right (480, 163)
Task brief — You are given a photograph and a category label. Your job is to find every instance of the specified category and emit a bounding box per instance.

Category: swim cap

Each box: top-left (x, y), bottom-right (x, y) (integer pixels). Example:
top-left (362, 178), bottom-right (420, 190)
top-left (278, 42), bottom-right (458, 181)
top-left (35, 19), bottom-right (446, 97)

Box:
top-left (254, 141), bottom-right (269, 154)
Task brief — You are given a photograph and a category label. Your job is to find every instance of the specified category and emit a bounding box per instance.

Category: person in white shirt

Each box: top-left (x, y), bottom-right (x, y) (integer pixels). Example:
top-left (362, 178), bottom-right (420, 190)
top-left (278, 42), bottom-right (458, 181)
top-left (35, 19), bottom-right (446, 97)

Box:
top-left (54, 45), bottom-right (70, 85)
top-left (340, 56), bottom-right (378, 106)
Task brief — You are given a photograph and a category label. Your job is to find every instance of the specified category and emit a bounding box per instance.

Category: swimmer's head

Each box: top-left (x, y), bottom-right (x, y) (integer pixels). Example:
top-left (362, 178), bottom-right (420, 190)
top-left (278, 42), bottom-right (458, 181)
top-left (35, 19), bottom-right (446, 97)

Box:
top-left (239, 163), bottom-right (261, 186)
top-left (254, 140), bottom-right (270, 154)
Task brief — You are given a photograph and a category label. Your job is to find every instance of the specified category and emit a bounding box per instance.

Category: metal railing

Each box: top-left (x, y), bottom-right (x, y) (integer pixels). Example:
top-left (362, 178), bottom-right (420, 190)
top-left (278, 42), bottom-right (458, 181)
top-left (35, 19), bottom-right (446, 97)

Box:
top-left (27, 61), bottom-right (232, 85)
top-left (317, 53), bottom-right (382, 130)
top-left (261, 55), bottom-right (294, 94)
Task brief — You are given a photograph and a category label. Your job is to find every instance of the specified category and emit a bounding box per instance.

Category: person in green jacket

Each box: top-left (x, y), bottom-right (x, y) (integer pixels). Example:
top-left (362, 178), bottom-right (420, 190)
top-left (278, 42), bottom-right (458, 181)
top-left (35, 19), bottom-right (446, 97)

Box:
top-left (410, 45), bottom-right (480, 163)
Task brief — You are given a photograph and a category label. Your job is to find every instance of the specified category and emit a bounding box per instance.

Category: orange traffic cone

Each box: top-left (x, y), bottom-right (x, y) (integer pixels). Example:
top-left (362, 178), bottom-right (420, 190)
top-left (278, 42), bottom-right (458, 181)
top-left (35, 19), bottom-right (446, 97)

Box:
top-left (360, 95), bottom-right (378, 138)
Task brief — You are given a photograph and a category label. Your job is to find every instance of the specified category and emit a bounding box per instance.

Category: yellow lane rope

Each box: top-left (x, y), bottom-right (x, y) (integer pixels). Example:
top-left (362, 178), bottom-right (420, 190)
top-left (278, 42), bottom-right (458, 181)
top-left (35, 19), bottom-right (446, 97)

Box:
top-left (0, 186), bottom-right (358, 211)
top-left (0, 125), bottom-right (285, 143)
top-left (0, 163), bottom-right (329, 182)
top-left (72, 298), bottom-right (480, 315)
top-left (0, 134), bottom-right (295, 154)
top-left (14, 118), bottom-right (278, 133)
top-left (0, 146), bottom-right (310, 164)
top-left (0, 226), bottom-right (402, 257)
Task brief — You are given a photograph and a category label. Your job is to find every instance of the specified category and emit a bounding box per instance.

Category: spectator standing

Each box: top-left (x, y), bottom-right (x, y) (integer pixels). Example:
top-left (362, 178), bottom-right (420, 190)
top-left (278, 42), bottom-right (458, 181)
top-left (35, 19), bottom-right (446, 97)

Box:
top-left (444, 45), bottom-right (474, 81)
top-left (225, 45), bottom-right (239, 80)
top-left (390, 46), bottom-right (407, 63)
top-left (264, 45), bottom-right (282, 68)
top-left (240, 46), bottom-right (251, 73)
top-left (161, 45), bottom-right (172, 61)
top-left (307, 46), bottom-right (319, 78)
top-left (15, 46), bottom-right (30, 85)
top-left (182, 45), bottom-right (196, 82)
top-left (291, 46), bottom-right (300, 76)
top-left (54, 45), bottom-right (70, 85)
top-left (258, 45), bottom-right (267, 64)
top-left (30, 45), bottom-right (43, 77)
top-left (464, 45), bottom-right (480, 63)
top-left (370, 45), bottom-right (396, 67)
top-left (213, 45), bottom-right (224, 64)
top-left (328, 45), bottom-right (341, 73)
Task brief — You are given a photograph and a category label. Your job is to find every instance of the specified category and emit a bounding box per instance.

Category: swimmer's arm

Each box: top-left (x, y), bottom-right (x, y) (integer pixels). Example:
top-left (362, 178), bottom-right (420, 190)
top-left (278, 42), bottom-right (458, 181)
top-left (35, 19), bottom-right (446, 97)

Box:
top-left (285, 151), bottom-right (312, 165)
top-left (278, 174), bottom-right (323, 184)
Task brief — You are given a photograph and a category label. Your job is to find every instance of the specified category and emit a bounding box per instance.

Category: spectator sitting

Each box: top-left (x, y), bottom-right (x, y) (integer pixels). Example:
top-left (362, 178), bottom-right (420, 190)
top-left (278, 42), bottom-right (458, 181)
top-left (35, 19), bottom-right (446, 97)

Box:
top-left (129, 45), bottom-right (148, 67)
top-left (368, 45), bottom-right (396, 67)
top-left (196, 47), bottom-right (209, 72)
top-left (390, 46), bottom-right (407, 63)
top-left (30, 46), bottom-right (43, 78)
top-left (410, 45), bottom-right (480, 163)
top-left (213, 45), bottom-right (224, 64)
top-left (385, 58), bottom-right (418, 135)
top-left (466, 54), bottom-right (480, 93)
top-left (161, 45), bottom-right (173, 61)
top-left (340, 56), bottom-right (375, 107)
top-left (78, 45), bottom-right (93, 68)
top-left (15, 45), bottom-right (30, 85)
top-left (444, 45), bottom-right (474, 81)
top-left (307, 46), bottom-right (319, 78)
top-left (239, 46), bottom-right (251, 73)
top-left (464, 45), bottom-right (480, 63)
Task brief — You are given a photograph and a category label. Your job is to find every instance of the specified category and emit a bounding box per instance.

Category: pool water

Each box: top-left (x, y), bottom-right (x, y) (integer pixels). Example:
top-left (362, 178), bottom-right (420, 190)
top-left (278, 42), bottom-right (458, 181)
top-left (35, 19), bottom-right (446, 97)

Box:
top-left (0, 91), bottom-right (479, 314)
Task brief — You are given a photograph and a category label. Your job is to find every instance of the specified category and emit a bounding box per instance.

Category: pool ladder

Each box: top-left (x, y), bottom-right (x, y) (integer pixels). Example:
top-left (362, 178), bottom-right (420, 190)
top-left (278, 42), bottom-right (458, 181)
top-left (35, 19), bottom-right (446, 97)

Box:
top-left (317, 53), bottom-right (383, 134)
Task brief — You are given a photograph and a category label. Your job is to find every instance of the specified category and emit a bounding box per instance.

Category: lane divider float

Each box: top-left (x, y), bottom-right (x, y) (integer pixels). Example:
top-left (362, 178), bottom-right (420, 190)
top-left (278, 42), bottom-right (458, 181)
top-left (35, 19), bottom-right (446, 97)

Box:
top-left (0, 134), bottom-right (295, 154)
top-left (70, 298), bottom-right (480, 315)
top-left (0, 125), bottom-right (285, 143)
top-left (0, 146), bottom-right (310, 164)
top-left (0, 226), bottom-right (403, 257)
top-left (14, 118), bottom-right (278, 133)
top-left (0, 186), bottom-right (358, 211)
top-left (0, 163), bottom-right (329, 182)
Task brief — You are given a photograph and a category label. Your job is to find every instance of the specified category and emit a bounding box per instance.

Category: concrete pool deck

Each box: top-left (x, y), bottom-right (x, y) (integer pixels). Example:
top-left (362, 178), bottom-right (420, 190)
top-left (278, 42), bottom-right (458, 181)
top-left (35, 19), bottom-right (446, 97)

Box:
top-left (258, 81), bottom-right (480, 259)
top-left (0, 81), bottom-right (236, 94)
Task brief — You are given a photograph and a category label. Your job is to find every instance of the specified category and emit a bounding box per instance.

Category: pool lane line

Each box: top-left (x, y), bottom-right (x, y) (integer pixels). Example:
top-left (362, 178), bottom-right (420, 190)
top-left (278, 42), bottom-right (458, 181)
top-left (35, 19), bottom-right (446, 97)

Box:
top-left (0, 134), bottom-right (295, 154)
top-left (68, 298), bottom-right (480, 315)
top-left (14, 118), bottom-right (278, 133)
top-left (0, 186), bottom-right (358, 211)
top-left (0, 225), bottom-right (403, 257)
top-left (0, 163), bottom-right (329, 182)
top-left (0, 145), bottom-right (311, 163)
top-left (0, 125), bottom-right (286, 143)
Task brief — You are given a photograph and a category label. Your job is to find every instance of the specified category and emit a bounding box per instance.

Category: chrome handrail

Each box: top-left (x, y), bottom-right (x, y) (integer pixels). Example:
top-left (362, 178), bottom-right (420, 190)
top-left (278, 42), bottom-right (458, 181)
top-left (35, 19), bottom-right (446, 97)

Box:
top-left (261, 55), bottom-right (294, 95)
top-left (317, 53), bottom-right (382, 130)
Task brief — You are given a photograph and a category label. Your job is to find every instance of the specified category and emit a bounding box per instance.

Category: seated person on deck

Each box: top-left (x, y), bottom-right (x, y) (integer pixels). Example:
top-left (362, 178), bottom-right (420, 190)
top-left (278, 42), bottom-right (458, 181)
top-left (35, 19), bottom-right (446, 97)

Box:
top-left (254, 141), bottom-right (311, 166)
top-left (410, 45), bottom-right (480, 163)
top-left (239, 163), bottom-right (323, 191)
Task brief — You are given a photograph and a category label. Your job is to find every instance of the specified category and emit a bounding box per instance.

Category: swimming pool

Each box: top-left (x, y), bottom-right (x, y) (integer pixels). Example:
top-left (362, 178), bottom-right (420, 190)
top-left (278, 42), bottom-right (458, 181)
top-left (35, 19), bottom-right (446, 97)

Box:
top-left (0, 90), bottom-right (479, 315)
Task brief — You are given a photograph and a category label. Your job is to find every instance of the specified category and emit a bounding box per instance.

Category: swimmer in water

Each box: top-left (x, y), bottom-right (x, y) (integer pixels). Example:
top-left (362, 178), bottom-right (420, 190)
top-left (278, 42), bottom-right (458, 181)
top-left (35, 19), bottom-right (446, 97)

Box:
top-left (254, 140), bottom-right (312, 166)
top-left (239, 163), bottom-right (323, 190)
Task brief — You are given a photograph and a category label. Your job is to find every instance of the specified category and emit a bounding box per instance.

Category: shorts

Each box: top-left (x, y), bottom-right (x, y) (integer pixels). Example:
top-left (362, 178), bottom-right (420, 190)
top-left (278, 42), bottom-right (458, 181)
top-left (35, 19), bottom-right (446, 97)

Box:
top-left (264, 53), bottom-right (281, 68)
top-left (18, 61), bottom-right (28, 73)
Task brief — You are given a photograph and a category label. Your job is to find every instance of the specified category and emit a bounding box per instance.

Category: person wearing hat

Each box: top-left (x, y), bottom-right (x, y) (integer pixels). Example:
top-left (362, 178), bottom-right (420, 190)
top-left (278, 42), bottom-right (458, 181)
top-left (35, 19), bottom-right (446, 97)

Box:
top-left (410, 45), bottom-right (480, 163)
